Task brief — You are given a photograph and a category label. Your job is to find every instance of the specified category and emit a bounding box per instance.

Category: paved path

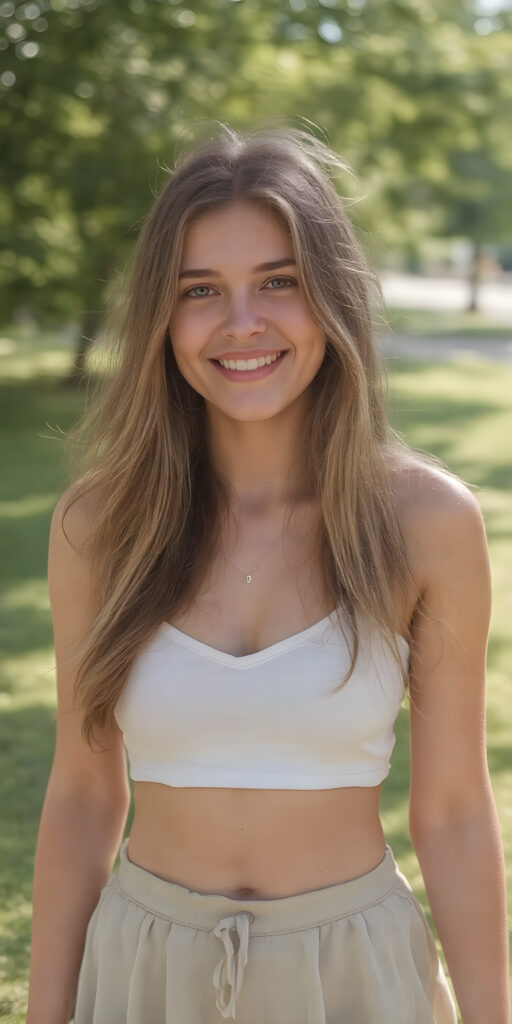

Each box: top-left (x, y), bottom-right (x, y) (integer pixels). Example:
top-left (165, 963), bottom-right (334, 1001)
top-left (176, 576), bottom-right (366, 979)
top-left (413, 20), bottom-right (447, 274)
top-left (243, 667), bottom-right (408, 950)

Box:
top-left (376, 271), bottom-right (512, 362)
top-left (379, 271), bottom-right (512, 325)
top-left (377, 333), bottom-right (512, 364)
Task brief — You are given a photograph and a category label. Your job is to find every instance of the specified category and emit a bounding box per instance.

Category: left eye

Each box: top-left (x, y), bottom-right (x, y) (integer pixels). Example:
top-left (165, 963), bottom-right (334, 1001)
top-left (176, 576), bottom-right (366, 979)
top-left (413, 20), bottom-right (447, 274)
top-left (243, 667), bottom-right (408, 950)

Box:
top-left (265, 277), bottom-right (295, 289)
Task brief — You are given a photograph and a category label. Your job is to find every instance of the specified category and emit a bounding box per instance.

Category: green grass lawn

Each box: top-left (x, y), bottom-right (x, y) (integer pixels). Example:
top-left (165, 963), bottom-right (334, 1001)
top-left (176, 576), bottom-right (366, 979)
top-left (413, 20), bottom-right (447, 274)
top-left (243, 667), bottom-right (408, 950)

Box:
top-left (0, 321), bottom-right (511, 1022)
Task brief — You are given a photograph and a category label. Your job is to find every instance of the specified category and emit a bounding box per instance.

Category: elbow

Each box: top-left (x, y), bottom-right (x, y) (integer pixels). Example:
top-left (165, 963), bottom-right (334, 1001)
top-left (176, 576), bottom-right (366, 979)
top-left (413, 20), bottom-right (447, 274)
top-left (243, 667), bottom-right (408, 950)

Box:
top-left (409, 792), bottom-right (500, 855)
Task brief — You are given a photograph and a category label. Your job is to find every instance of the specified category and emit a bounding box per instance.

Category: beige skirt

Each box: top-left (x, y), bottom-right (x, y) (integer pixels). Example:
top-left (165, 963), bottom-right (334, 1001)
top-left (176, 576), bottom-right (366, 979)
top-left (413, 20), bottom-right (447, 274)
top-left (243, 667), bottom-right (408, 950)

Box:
top-left (72, 839), bottom-right (458, 1023)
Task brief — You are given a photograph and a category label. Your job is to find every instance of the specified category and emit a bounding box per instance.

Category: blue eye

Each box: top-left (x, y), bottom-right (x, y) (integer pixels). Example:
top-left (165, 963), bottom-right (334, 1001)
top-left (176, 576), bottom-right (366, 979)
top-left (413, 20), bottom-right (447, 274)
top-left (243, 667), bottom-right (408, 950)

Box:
top-left (185, 285), bottom-right (215, 299)
top-left (266, 277), bottom-right (295, 289)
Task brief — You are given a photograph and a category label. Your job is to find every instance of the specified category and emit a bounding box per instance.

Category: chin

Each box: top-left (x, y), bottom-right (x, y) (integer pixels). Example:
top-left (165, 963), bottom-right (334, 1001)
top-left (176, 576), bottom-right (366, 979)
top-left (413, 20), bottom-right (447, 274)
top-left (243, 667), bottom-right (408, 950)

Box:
top-left (209, 399), bottom-right (291, 421)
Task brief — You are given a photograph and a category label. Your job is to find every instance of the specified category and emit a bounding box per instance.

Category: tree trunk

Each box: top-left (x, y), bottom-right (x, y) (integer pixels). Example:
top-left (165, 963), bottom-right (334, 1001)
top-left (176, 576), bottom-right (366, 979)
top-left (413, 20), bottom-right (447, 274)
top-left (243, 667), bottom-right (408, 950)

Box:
top-left (468, 240), bottom-right (482, 313)
top-left (61, 307), bottom-right (104, 387)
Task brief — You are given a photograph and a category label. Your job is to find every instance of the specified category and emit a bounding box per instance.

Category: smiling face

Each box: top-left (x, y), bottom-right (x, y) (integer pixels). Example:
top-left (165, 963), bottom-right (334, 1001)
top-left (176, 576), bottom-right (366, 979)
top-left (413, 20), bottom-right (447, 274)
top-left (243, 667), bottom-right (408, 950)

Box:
top-left (168, 198), bottom-right (326, 424)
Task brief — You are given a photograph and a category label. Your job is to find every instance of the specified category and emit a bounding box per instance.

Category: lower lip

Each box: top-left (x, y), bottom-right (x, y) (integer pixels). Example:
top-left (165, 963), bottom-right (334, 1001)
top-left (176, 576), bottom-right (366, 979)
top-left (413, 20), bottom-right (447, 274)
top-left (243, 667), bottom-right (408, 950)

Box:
top-left (209, 350), bottom-right (289, 381)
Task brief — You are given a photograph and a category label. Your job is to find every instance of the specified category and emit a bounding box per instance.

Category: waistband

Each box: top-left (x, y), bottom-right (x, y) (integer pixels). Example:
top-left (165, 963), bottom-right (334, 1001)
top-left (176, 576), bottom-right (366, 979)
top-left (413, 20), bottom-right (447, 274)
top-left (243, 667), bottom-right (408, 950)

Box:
top-left (114, 839), bottom-right (400, 932)
top-left (113, 839), bottom-right (402, 1020)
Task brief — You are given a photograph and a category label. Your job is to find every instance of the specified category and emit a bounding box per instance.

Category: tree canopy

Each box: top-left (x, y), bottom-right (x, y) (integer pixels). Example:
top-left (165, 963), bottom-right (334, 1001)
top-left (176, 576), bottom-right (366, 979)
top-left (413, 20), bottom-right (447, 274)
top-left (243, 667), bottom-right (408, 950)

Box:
top-left (1, 0), bottom-right (511, 330)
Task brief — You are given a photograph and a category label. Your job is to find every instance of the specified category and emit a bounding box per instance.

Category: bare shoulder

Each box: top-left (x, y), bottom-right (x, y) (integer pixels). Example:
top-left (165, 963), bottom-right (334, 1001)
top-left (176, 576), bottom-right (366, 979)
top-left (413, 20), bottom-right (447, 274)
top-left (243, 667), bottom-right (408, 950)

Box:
top-left (53, 478), bottom-right (101, 553)
top-left (389, 448), bottom-right (479, 516)
top-left (48, 479), bottom-right (103, 691)
top-left (389, 451), bottom-right (485, 597)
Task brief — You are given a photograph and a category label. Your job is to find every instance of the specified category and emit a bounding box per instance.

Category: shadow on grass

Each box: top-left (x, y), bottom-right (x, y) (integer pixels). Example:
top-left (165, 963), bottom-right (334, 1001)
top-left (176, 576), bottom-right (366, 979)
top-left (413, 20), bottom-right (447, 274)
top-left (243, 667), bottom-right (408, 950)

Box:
top-left (0, 379), bottom-right (80, 516)
top-left (386, 361), bottom-right (511, 495)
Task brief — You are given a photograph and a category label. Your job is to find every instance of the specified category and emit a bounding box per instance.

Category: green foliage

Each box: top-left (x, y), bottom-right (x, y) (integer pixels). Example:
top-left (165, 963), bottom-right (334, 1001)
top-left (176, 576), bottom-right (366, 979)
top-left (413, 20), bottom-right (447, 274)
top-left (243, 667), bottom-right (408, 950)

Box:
top-left (0, 0), bottom-right (511, 326)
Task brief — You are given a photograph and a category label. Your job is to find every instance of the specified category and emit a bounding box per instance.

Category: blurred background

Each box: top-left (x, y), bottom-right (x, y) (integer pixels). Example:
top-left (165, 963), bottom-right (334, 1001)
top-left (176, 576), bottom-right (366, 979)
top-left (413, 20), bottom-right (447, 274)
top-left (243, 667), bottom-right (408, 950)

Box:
top-left (0, 1), bottom-right (511, 1020)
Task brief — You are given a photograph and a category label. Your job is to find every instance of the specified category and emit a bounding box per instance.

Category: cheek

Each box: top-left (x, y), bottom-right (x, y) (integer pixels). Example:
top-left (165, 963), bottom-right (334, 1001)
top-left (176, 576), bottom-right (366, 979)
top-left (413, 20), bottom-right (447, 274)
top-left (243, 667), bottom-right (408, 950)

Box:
top-left (280, 302), bottom-right (322, 340)
top-left (169, 314), bottom-right (201, 361)
top-left (305, 332), bottom-right (327, 377)
top-left (170, 304), bottom-right (214, 346)
top-left (301, 320), bottom-right (326, 355)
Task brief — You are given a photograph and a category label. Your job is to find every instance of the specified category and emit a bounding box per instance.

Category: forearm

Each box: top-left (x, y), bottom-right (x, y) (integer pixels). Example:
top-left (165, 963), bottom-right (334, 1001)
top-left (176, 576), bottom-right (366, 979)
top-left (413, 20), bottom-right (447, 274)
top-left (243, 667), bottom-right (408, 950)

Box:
top-left (412, 802), bottom-right (509, 1024)
top-left (26, 789), bottom-right (129, 1024)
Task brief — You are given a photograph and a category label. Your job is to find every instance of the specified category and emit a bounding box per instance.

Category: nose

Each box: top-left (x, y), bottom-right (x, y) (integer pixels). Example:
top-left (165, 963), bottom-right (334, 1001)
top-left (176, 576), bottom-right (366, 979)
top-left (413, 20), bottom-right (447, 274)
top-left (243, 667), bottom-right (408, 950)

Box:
top-left (221, 292), bottom-right (267, 341)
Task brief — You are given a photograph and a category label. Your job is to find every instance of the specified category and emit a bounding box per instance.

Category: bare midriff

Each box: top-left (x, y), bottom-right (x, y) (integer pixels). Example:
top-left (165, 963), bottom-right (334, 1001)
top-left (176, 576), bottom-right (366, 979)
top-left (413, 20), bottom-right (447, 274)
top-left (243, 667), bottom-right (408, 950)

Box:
top-left (127, 782), bottom-right (387, 899)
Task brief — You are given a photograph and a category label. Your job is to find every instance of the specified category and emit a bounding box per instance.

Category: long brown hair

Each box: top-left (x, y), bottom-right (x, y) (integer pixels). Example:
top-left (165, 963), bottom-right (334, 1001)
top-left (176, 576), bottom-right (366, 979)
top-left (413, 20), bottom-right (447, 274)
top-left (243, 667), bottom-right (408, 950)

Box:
top-left (59, 121), bottom-right (466, 750)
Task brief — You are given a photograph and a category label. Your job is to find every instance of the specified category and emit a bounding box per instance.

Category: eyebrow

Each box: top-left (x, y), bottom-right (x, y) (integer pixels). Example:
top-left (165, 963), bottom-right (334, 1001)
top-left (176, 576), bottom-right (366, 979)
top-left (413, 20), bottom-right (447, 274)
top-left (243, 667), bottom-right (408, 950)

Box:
top-left (178, 258), bottom-right (297, 280)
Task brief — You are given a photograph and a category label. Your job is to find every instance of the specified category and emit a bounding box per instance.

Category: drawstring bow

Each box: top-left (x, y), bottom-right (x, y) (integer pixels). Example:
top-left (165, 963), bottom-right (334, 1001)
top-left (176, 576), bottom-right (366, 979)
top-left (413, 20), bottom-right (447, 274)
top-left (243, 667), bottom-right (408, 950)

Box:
top-left (211, 910), bottom-right (254, 1019)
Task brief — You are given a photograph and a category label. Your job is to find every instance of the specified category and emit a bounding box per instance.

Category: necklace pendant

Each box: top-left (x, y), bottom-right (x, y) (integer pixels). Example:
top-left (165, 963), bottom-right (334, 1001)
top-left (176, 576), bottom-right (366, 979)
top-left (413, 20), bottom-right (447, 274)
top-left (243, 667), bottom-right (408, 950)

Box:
top-left (246, 575), bottom-right (253, 584)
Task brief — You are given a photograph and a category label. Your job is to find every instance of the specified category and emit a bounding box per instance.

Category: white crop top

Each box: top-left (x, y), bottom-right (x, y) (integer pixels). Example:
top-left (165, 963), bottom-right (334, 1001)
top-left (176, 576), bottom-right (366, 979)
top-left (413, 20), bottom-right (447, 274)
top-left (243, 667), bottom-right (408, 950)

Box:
top-left (114, 608), bottom-right (410, 790)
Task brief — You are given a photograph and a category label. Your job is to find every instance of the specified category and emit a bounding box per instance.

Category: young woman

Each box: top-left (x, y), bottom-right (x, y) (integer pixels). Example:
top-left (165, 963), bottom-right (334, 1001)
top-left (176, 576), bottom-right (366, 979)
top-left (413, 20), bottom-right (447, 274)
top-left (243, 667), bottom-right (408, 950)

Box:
top-left (27, 124), bottom-right (508, 1024)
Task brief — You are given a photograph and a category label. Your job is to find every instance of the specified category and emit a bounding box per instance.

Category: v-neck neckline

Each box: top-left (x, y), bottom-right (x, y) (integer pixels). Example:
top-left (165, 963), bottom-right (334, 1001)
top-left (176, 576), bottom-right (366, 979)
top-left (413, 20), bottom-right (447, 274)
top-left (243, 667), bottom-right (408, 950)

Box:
top-left (159, 609), bottom-right (340, 669)
top-left (159, 611), bottom-right (410, 670)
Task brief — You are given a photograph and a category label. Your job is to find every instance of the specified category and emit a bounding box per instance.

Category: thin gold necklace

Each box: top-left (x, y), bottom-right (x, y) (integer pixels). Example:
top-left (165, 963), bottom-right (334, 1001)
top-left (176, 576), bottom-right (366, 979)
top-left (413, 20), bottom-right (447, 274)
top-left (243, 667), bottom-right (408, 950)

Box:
top-left (224, 531), bottom-right (284, 584)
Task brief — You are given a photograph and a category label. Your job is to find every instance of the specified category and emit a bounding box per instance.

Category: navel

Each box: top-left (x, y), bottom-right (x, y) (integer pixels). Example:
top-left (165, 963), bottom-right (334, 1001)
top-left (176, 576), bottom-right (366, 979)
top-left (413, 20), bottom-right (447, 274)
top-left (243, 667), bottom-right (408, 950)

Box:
top-left (236, 886), bottom-right (257, 898)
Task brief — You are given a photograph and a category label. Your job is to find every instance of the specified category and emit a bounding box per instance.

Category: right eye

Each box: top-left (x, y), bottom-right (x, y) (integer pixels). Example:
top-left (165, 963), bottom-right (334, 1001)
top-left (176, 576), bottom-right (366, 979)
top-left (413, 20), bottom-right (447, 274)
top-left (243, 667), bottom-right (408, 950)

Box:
top-left (182, 285), bottom-right (216, 299)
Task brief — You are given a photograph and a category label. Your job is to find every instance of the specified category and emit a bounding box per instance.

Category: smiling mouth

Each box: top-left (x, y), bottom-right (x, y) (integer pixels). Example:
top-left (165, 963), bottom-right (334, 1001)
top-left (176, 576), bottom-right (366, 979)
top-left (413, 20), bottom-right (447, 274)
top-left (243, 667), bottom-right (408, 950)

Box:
top-left (209, 350), bottom-right (289, 379)
top-left (211, 351), bottom-right (287, 369)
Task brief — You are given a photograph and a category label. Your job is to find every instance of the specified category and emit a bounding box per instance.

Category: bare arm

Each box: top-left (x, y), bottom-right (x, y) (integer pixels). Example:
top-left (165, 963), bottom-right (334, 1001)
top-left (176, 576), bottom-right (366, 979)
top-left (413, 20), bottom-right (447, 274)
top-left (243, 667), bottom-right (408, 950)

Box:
top-left (26, 488), bottom-right (131, 1024)
top-left (406, 473), bottom-right (509, 1024)
top-left (27, 787), bottom-right (129, 1023)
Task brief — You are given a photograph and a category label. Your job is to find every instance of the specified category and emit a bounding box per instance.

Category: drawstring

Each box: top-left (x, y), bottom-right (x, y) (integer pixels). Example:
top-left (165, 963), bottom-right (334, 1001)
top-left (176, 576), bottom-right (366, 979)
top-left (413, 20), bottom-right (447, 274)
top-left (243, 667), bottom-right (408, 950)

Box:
top-left (211, 910), bottom-right (254, 1019)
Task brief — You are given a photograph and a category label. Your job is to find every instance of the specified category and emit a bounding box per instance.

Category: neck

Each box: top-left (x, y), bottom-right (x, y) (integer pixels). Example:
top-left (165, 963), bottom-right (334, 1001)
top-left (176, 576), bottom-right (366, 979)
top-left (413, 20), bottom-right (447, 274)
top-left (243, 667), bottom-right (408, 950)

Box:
top-left (204, 390), bottom-right (312, 512)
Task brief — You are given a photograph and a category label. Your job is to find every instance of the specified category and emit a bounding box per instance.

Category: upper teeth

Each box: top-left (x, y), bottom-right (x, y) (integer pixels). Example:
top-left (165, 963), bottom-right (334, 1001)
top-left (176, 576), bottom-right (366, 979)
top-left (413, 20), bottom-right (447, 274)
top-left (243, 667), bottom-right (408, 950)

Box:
top-left (217, 352), bottom-right (283, 370)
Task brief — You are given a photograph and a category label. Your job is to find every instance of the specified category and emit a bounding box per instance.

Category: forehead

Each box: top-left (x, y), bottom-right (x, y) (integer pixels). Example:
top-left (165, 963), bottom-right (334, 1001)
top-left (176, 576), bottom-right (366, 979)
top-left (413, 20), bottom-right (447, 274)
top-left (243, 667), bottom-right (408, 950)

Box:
top-left (181, 199), bottom-right (293, 263)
